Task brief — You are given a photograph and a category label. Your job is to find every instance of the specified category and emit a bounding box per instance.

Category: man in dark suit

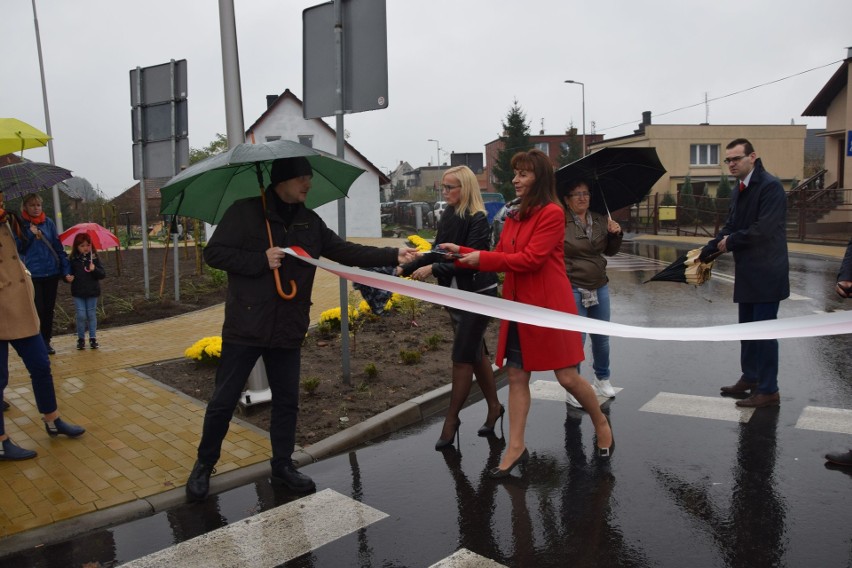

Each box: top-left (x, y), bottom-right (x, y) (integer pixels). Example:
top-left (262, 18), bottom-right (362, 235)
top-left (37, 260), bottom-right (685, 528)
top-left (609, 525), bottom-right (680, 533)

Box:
top-left (701, 138), bottom-right (789, 408)
top-left (824, 237), bottom-right (852, 466)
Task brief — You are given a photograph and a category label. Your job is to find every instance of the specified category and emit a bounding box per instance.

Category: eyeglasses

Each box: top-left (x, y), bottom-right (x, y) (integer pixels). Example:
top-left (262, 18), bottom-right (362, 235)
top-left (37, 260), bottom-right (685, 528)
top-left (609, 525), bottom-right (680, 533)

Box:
top-left (441, 184), bottom-right (460, 192)
top-left (723, 155), bottom-right (747, 165)
top-left (569, 191), bottom-right (590, 199)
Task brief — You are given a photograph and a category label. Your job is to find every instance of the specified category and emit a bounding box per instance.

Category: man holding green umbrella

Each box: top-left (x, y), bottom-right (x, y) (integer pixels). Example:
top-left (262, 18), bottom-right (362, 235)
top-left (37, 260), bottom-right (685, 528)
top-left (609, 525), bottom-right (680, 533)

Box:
top-left (186, 156), bottom-right (416, 501)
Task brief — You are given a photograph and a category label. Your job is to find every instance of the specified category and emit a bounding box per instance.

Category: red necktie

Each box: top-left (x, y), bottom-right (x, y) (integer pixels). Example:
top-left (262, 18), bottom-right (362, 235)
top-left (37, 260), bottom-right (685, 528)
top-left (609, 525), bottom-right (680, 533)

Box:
top-left (738, 181), bottom-right (746, 192)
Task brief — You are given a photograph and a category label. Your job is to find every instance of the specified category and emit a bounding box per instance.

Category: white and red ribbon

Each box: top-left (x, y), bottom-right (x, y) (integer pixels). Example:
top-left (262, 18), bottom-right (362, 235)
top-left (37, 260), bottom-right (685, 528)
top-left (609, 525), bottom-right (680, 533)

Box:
top-left (284, 247), bottom-right (852, 342)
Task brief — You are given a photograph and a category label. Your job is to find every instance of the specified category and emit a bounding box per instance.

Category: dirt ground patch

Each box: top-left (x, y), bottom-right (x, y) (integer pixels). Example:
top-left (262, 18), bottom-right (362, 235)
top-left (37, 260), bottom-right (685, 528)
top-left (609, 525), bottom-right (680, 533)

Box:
top-left (139, 302), bottom-right (500, 446)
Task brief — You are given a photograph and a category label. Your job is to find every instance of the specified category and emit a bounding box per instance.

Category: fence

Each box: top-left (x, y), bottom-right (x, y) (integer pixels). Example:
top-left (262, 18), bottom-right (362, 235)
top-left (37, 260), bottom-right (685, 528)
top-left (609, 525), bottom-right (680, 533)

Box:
top-left (630, 182), bottom-right (851, 245)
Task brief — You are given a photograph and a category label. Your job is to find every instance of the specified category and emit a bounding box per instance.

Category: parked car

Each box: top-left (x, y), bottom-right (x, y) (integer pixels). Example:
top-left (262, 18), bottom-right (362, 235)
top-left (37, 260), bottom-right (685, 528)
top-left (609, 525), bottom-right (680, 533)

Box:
top-left (481, 192), bottom-right (505, 223)
top-left (401, 201), bottom-right (431, 227)
top-left (426, 201), bottom-right (447, 228)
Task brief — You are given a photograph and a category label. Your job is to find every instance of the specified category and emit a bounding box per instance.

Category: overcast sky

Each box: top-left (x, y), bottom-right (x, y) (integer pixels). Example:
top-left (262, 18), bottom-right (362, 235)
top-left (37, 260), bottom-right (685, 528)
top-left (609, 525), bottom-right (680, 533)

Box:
top-left (2, 0), bottom-right (850, 197)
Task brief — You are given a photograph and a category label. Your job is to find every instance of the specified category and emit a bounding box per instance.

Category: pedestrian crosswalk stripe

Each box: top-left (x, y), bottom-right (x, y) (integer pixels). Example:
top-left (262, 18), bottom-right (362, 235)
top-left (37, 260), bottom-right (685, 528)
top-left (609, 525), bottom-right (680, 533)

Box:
top-left (120, 489), bottom-right (388, 568)
top-left (639, 392), bottom-right (755, 423)
top-left (429, 548), bottom-right (507, 567)
top-left (795, 406), bottom-right (852, 435)
top-left (530, 379), bottom-right (622, 403)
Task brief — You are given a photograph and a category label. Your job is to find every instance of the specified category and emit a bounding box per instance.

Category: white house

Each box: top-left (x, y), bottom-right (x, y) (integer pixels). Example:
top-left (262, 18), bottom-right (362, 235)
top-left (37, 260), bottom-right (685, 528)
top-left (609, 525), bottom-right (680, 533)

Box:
top-left (245, 90), bottom-right (389, 237)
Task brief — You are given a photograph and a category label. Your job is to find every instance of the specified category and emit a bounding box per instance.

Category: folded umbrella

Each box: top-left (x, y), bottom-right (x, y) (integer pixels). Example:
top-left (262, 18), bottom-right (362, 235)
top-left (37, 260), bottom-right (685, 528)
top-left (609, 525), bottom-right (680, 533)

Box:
top-left (0, 162), bottom-right (72, 201)
top-left (555, 147), bottom-right (666, 217)
top-left (0, 118), bottom-right (51, 156)
top-left (60, 222), bottom-right (120, 250)
top-left (645, 248), bottom-right (722, 286)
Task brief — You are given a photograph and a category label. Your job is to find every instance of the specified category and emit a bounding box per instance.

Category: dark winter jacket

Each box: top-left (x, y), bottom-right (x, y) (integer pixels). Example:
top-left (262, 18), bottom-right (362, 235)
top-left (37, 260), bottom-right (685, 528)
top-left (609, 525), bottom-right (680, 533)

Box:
top-left (563, 210), bottom-right (622, 289)
top-left (204, 189), bottom-right (400, 349)
top-left (702, 158), bottom-right (789, 303)
top-left (16, 216), bottom-right (70, 279)
top-left (400, 206), bottom-right (497, 293)
top-left (839, 238), bottom-right (852, 283)
top-left (69, 254), bottom-right (106, 298)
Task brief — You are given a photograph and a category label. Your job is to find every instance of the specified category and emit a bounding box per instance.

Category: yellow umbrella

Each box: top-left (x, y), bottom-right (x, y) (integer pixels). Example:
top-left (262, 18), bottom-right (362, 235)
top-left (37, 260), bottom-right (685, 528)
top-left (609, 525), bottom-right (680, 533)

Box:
top-left (0, 118), bottom-right (51, 155)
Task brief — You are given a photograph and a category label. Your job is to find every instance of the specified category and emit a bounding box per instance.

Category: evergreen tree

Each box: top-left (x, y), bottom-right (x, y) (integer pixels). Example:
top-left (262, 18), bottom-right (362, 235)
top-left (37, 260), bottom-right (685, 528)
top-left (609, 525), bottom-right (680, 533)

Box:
top-left (491, 100), bottom-right (532, 201)
top-left (715, 174), bottom-right (732, 216)
top-left (660, 192), bottom-right (676, 206)
top-left (680, 176), bottom-right (696, 223)
top-left (557, 124), bottom-right (582, 167)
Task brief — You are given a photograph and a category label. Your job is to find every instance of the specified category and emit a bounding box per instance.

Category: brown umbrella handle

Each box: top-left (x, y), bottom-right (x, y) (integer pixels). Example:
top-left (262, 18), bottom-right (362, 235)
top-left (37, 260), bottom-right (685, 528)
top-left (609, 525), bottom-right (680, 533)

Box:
top-left (260, 184), bottom-right (297, 300)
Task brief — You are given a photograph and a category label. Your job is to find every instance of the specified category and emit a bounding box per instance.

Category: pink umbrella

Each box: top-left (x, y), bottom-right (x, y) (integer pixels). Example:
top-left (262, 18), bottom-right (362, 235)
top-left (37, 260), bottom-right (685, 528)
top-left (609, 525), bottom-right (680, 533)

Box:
top-left (60, 222), bottom-right (120, 250)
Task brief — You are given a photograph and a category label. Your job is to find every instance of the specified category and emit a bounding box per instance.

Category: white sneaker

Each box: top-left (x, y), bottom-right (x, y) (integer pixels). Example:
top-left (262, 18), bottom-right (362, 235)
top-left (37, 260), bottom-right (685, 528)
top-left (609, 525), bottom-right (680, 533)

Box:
top-left (565, 391), bottom-right (582, 408)
top-left (593, 378), bottom-right (616, 398)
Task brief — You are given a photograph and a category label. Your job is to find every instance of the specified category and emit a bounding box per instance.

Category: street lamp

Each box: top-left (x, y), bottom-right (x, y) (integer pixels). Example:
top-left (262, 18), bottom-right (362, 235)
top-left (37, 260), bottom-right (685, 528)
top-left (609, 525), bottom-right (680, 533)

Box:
top-left (427, 138), bottom-right (440, 167)
top-left (564, 80), bottom-right (585, 156)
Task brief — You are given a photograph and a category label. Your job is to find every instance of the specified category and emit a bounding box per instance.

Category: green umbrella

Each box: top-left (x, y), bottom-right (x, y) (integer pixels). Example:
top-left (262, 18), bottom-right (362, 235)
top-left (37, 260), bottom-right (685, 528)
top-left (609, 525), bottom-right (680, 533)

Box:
top-left (160, 139), bottom-right (365, 224)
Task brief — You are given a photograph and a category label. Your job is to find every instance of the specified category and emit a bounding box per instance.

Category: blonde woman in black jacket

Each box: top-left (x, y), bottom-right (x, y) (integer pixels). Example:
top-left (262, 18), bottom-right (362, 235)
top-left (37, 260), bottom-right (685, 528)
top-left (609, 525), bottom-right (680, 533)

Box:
top-left (400, 165), bottom-right (503, 450)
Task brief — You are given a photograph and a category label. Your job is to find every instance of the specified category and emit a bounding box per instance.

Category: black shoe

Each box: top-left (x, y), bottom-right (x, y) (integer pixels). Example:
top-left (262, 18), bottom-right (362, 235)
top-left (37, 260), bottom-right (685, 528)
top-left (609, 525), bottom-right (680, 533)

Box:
top-left (0, 438), bottom-right (37, 460)
top-left (2, 400), bottom-right (9, 412)
top-left (44, 417), bottom-right (86, 438)
top-left (186, 460), bottom-right (216, 502)
top-left (488, 448), bottom-right (529, 479)
top-left (435, 420), bottom-right (461, 450)
top-left (271, 464), bottom-right (316, 493)
top-left (89, 338), bottom-right (99, 350)
top-left (478, 404), bottom-right (505, 436)
top-left (825, 450), bottom-right (852, 467)
top-left (46, 344), bottom-right (56, 355)
top-left (77, 338), bottom-right (86, 350)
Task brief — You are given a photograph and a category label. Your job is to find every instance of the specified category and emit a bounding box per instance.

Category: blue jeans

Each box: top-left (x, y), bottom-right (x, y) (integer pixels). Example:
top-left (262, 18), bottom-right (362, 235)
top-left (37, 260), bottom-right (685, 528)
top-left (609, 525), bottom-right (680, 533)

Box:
top-left (739, 302), bottom-right (780, 394)
top-left (572, 284), bottom-right (611, 380)
top-left (197, 343), bottom-right (301, 469)
top-left (73, 296), bottom-right (98, 339)
top-left (0, 334), bottom-right (58, 436)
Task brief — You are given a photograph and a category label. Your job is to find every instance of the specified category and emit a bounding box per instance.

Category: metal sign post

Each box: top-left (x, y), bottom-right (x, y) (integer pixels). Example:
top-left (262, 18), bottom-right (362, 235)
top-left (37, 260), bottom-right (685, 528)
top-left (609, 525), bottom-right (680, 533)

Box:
top-left (304, 0), bottom-right (388, 385)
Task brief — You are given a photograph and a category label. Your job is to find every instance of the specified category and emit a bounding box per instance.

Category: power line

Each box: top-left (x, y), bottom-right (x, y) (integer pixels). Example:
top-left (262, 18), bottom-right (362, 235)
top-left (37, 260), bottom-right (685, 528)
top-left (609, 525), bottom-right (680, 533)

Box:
top-left (597, 59), bottom-right (843, 132)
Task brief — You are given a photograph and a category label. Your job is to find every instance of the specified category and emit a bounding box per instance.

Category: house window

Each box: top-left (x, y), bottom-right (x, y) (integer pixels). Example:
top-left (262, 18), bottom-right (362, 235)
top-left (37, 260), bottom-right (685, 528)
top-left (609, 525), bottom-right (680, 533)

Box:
top-left (690, 144), bottom-right (719, 166)
top-left (298, 135), bottom-right (313, 148)
top-left (265, 135), bottom-right (281, 142)
top-left (535, 142), bottom-right (549, 155)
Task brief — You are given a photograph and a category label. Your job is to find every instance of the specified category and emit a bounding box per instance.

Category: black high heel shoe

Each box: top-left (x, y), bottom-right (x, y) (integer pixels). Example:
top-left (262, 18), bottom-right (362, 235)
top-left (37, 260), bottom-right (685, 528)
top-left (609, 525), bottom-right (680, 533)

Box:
top-left (435, 421), bottom-right (461, 451)
top-left (488, 448), bottom-right (529, 478)
top-left (477, 404), bottom-right (505, 437)
top-left (595, 417), bottom-right (614, 459)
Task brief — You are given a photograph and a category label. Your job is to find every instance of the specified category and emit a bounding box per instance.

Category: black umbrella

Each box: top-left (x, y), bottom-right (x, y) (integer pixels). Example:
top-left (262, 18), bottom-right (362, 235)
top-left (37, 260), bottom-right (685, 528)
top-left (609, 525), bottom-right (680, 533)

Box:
top-left (645, 248), bottom-right (722, 285)
top-left (555, 147), bottom-right (666, 216)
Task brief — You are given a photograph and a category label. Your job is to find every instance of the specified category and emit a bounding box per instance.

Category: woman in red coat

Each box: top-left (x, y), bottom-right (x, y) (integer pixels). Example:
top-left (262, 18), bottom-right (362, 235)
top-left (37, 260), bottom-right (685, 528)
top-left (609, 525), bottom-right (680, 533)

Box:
top-left (441, 149), bottom-right (614, 477)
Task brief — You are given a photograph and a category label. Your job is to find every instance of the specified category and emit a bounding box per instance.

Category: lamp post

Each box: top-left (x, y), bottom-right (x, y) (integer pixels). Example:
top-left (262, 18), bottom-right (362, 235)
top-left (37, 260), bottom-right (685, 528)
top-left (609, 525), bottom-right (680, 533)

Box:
top-left (564, 80), bottom-right (585, 156)
top-left (427, 138), bottom-right (440, 167)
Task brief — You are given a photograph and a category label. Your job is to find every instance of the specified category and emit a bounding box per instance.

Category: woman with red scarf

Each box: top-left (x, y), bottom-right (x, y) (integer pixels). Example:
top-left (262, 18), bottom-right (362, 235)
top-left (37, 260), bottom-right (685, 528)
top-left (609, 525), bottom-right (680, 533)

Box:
top-left (16, 193), bottom-right (72, 355)
top-left (0, 190), bottom-right (85, 460)
top-left (440, 149), bottom-right (614, 478)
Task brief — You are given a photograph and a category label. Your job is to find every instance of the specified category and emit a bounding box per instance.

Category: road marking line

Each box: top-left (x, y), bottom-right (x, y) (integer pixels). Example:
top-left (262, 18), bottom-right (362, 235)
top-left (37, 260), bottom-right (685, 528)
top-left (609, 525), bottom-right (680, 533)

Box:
top-left (530, 379), bottom-right (622, 403)
top-left (429, 548), bottom-right (507, 567)
top-left (639, 392), bottom-right (755, 423)
top-left (120, 489), bottom-right (388, 568)
top-left (795, 406), bottom-right (852, 435)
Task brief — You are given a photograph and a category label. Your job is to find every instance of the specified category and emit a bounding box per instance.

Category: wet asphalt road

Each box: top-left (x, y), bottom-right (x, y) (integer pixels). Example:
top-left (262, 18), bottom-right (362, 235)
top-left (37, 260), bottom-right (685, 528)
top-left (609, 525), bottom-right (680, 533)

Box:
top-left (5, 242), bottom-right (852, 567)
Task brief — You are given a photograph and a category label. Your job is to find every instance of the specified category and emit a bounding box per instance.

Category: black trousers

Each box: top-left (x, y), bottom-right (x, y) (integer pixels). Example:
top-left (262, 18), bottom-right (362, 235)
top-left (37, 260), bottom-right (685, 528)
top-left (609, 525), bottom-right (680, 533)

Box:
top-left (32, 275), bottom-right (60, 344)
top-left (196, 342), bottom-right (301, 469)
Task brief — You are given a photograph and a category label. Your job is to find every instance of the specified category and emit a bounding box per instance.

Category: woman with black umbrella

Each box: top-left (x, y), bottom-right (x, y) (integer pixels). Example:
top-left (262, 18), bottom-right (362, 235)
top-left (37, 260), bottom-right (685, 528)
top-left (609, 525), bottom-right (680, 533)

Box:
top-left (559, 179), bottom-right (623, 406)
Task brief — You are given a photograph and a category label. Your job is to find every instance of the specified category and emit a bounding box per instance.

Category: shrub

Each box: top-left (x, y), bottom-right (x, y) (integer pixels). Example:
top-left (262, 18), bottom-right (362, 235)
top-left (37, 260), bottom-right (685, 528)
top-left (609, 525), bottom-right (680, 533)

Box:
top-left (425, 333), bottom-right (443, 350)
top-left (185, 336), bottom-right (222, 365)
top-left (302, 376), bottom-right (320, 395)
top-left (400, 349), bottom-right (422, 365)
top-left (364, 362), bottom-right (379, 379)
